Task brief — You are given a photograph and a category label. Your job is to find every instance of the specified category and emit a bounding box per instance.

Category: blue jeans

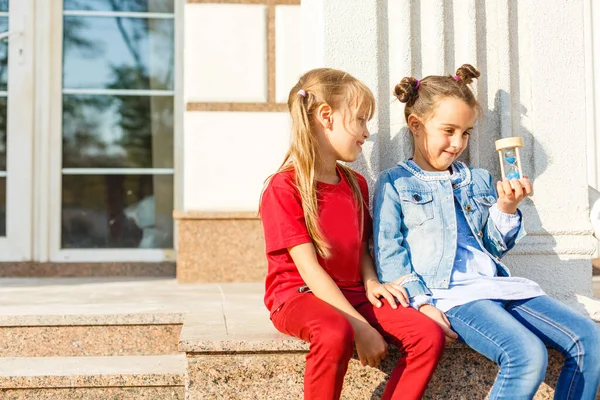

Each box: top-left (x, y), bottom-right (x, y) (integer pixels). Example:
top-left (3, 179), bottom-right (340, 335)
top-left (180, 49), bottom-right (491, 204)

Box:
top-left (446, 296), bottom-right (600, 399)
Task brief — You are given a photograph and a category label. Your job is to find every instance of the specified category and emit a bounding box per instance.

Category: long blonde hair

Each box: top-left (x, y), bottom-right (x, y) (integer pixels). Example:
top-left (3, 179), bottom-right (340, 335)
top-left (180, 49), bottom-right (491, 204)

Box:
top-left (262, 68), bottom-right (375, 258)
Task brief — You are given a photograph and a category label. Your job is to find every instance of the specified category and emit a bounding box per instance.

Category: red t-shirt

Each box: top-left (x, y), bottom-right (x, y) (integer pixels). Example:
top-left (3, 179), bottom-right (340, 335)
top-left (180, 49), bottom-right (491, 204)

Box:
top-left (260, 166), bottom-right (373, 313)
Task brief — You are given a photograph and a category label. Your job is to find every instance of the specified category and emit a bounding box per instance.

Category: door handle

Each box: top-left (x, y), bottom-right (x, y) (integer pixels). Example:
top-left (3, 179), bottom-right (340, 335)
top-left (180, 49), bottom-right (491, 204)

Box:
top-left (0, 26), bottom-right (25, 65)
top-left (0, 30), bottom-right (22, 41)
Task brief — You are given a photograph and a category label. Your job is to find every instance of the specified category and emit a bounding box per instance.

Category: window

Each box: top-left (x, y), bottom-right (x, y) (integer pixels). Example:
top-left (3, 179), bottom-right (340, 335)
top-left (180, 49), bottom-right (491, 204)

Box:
top-left (60, 0), bottom-right (175, 250)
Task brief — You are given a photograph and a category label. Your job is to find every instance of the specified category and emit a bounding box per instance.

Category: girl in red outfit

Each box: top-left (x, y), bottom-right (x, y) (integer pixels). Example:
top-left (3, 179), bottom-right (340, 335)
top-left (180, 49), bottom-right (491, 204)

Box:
top-left (259, 68), bottom-right (445, 400)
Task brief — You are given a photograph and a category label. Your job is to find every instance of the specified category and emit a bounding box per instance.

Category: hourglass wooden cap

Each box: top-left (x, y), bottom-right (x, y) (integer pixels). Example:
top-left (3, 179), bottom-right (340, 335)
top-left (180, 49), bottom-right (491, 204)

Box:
top-left (495, 137), bottom-right (524, 151)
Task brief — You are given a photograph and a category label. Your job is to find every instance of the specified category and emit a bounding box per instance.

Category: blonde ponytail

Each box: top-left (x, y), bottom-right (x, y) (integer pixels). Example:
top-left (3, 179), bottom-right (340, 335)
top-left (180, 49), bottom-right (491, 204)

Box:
top-left (261, 68), bottom-right (374, 258)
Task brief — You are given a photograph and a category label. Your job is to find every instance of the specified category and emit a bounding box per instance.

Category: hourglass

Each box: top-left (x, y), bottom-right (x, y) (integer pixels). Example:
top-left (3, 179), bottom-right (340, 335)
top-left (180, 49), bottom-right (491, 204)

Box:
top-left (495, 137), bottom-right (524, 181)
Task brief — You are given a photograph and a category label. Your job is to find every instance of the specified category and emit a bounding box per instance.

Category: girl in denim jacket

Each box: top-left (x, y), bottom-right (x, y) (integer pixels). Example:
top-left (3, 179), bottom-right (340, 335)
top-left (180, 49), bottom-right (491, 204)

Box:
top-left (373, 64), bottom-right (600, 399)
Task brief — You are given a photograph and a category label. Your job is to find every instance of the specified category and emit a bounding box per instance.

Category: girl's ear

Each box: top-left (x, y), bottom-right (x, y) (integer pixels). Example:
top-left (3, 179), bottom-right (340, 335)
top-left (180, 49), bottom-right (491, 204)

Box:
top-left (407, 114), bottom-right (422, 135)
top-left (315, 103), bottom-right (333, 129)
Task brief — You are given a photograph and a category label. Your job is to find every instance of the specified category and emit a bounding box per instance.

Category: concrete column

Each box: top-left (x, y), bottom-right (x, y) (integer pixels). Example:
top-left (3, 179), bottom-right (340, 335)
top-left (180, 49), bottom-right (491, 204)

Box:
top-left (305, 0), bottom-right (388, 188)
top-left (319, 0), bottom-right (599, 318)
top-left (507, 0), bottom-right (597, 318)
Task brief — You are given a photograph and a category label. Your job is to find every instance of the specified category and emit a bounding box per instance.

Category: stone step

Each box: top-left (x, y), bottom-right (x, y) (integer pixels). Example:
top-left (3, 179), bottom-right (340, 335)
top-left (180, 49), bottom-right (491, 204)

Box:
top-left (180, 283), bottom-right (600, 400)
top-left (0, 278), bottom-right (221, 357)
top-left (0, 355), bottom-right (185, 399)
top-left (0, 323), bottom-right (182, 357)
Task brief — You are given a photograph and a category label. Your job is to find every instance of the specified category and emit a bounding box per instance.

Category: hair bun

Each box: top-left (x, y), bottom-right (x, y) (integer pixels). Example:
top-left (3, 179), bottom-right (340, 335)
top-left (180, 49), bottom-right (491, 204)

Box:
top-left (394, 77), bottom-right (419, 104)
top-left (455, 64), bottom-right (480, 85)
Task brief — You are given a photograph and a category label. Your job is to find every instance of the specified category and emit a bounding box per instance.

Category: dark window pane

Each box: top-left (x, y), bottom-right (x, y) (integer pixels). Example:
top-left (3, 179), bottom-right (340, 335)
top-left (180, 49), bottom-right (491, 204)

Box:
top-left (0, 1), bottom-right (7, 12)
top-left (62, 94), bottom-right (173, 168)
top-left (0, 97), bottom-right (6, 171)
top-left (64, 0), bottom-right (174, 13)
top-left (0, 18), bottom-right (8, 91)
top-left (62, 174), bottom-right (173, 249)
top-left (63, 16), bottom-right (174, 90)
top-left (0, 177), bottom-right (4, 237)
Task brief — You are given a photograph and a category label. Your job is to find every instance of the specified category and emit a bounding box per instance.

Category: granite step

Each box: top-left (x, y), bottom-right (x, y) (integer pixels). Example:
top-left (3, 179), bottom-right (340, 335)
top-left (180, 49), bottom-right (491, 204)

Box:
top-left (0, 323), bottom-right (182, 357)
top-left (180, 283), bottom-right (600, 400)
top-left (0, 278), bottom-right (221, 357)
top-left (3, 279), bottom-right (598, 398)
top-left (0, 354), bottom-right (185, 399)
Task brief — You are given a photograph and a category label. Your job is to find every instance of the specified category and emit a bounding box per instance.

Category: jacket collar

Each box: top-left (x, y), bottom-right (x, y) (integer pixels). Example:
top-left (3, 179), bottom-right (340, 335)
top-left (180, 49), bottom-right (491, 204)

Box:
top-left (399, 160), bottom-right (472, 189)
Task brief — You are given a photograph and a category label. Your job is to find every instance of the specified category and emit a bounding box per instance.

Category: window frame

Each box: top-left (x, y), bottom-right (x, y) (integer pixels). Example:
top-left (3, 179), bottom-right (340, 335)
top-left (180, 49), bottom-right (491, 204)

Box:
top-left (0, 0), bottom-right (34, 261)
top-left (41, 0), bottom-right (181, 262)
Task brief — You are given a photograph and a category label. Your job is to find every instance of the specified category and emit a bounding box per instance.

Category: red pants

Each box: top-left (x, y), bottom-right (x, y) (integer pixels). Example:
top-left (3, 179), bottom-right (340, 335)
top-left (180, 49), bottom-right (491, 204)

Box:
top-left (270, 290), bottom-right (445, 400)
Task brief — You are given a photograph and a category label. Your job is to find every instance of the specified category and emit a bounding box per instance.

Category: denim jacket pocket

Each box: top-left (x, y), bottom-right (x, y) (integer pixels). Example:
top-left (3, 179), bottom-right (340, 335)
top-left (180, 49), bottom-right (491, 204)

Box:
top-left (399, 190), bottom-right (434, 226)
top-left (473, 194), bottom-right (496, 208)
top-left (472, 194), bottom-right (496, 225)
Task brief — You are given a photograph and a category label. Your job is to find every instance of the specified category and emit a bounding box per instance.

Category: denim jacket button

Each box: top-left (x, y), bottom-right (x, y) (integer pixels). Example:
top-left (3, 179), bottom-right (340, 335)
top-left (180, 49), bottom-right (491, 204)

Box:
top-left (465, 204), bottom-right (472, 212)
top-left (413, 194), bottom-right (421, 201)
top-left (452, 183), bottom-right (457, 189)
top-left (477, 231), bottom-right (483, 238)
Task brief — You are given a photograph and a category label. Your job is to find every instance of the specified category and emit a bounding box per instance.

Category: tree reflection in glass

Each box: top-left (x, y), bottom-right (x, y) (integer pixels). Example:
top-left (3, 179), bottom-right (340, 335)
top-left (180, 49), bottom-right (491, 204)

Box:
top-left (61, 3), bottom-right (174, 249)
top-left (0, 177), bottom-right (5, 237)
top-left (0, 96), bottom-right (6, 173)
top-left (0, 12), bottom-right (7, 237)
top-left (64, 0), bottom-right (174, 14)
top-left (0, 17), bottom-right (8, 92)
top-left (62, 174), bottom-right (173, 249)
top-left (63, 17), bottom-right (173, 90)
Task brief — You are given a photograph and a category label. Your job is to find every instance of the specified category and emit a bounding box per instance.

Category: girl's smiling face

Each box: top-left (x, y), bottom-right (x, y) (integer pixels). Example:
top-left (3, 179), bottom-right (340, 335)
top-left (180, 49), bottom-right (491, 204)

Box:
top-left (327, 106), bottom-right (371, 163)
top-left (409, 97), bottom-right (477, 172)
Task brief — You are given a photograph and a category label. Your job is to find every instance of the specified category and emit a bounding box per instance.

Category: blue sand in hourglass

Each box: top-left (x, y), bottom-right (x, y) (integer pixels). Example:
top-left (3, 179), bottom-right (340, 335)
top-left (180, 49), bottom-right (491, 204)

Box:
top-left (504, 150), bottom-right (521, 180)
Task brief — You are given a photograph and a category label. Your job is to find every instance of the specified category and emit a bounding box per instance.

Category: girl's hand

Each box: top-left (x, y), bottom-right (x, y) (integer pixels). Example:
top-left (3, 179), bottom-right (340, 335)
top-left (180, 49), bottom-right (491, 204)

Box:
top-left (496, 177), bottom-right (533, 215)
top-left (354, 323), bottom-right (388, 367)
top-left (364, 279), bottom-right (409, 309)
top-left (418, 304), bottom-right (458, 340)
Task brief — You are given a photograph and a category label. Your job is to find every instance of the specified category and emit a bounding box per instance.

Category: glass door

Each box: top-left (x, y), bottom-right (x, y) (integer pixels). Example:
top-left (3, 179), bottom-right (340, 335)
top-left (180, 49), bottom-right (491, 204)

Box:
top-left (49, 0), bottom-right (176, 262)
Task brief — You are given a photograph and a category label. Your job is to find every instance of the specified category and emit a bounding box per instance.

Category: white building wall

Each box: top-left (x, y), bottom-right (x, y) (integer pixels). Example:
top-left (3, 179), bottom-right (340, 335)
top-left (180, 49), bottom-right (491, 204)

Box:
top-left (181, 0), bottom-right (598, 315)
top-left (275, 6), bottom-right (303, 103)
top-left (306, 0), bottom-right (598, 315)
top-left (183, 112), bottom-right (290, 210)
top-left (184, 4), bottom-right (268, 102)
top-left (183, 2), bottom-right (302, 211)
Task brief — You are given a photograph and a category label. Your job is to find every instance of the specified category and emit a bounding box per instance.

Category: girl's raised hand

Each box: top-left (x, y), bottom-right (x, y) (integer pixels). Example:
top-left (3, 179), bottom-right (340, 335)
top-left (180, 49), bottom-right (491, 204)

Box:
top-left (365, 279), bottom-right (410, 309)
top-left (496, 177), bottom-right (532, 215)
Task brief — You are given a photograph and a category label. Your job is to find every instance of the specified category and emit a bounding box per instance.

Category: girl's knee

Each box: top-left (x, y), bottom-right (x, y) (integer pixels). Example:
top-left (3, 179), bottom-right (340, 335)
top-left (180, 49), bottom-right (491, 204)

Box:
top-left (525, 343), bottom-right (548, 375)
top-left (425, 321), bottom-right (446, 352)
top-left (410, 318), bottom-right (446, 356)
top-left (311, 316), bottom-right (354, 359)
top-left (504, 337), bottom-right (548, 379)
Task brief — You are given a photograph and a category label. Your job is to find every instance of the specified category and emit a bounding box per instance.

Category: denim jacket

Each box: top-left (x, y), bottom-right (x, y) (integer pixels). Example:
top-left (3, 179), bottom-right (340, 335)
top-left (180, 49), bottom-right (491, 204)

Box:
top-left (373, 160), bottom-right (526, 299)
